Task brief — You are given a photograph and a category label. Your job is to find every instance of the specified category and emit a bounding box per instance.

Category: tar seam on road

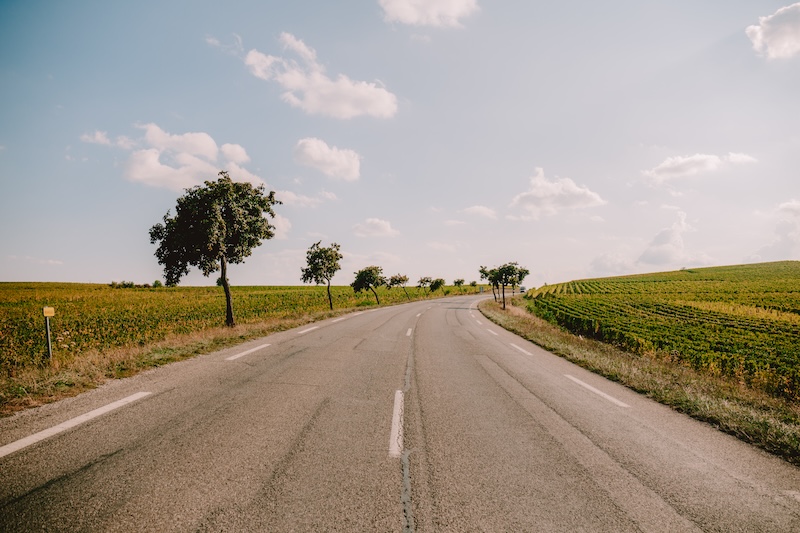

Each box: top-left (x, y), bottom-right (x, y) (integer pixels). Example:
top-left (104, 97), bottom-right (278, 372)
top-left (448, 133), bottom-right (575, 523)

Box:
top-left (225, 343), bottom-right (271, 361)
top-left (565, 374), bottom-right (630, 408)
top-left (0, 392), bottom-right (152, 459)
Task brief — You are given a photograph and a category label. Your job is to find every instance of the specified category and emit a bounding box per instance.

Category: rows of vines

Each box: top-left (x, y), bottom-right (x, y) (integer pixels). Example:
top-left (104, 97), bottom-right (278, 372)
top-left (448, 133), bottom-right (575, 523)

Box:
top-left (528, 261), bottom-right (800, 400)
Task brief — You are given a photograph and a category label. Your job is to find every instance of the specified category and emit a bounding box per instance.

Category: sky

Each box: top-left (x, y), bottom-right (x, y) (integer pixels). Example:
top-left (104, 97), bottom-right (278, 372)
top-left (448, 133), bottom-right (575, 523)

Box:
top-left (1, 1), bottom-right (799, 288)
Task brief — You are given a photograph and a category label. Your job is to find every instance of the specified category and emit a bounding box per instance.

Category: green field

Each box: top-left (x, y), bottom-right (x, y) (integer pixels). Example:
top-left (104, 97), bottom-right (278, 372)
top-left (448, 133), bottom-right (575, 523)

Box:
top-left (527, 261), bottom-right (800, 400)
top-left (1, 283), bottom-right (476, 373)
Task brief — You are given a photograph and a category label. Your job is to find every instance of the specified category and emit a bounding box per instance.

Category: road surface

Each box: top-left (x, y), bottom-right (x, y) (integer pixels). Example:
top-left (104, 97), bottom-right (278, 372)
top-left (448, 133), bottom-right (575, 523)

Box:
top-left (1, 295), bottom-right (798, 531)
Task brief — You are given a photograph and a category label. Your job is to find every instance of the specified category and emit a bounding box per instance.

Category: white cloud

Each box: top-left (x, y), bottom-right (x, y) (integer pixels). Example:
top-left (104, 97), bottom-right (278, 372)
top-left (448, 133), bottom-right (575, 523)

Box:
top-left (276, 190), bottom-right (337, 208)
top-left (379, 0), bottom-right (479, 27)
top-left (746, 3), bottom-right (800, 59)
top-left (139, 123), bottom-right (218, 161)
top-left (244, 33), bottom-right (398, 119)
top-left (80, 130), bottom-right (111, 145)
top-left (353, 218), bottom-right (400, 237)
top-left (94, 123), bottom-right (268, 191)
top-left (637, 211), bottom-right (710, 266)
top-left (462, 205), bottom-right (497, 219)
top-left (293, 137), bottom-right (361, 181)
top-left (589, 253), bottom-right (635, 277)
top-left (444, 219), bottom-right (466, 226)
top-left (221, 143), bottom-right (250, 164)
top-left (509, 168), bottom-right (605, 219)
top-left (271, 213), bottom-right (292, 240)
top-left (753, 199), bottom-right (800, 260)
top-left (643, 152), bottom-right (757, 183)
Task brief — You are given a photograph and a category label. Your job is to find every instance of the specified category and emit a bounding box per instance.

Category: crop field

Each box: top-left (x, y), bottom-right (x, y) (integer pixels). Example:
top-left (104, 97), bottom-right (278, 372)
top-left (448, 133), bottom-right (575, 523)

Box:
top-left (1, 283), bottom-right (476, 374)
top-left (527, 261), bottom-right (800, 401)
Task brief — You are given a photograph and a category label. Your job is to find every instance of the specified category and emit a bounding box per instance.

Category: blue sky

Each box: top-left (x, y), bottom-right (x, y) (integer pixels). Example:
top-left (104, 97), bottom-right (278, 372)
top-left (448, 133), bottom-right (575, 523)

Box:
top-left (2, 1), bottom-right (799, 288)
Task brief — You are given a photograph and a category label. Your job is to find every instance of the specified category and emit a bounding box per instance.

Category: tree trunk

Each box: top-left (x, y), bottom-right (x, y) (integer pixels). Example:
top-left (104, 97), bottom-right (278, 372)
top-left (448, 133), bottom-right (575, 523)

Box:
top-left (502, 284), bottom-right (506, 310)
top-left (326, 280), bottom-right (333, 310)
top-left (220, 257), bottom-right (235, 327)
top-left (370, 287), bottom-right (380, 305)
top-left (402, 287), bottom-right (410, 301)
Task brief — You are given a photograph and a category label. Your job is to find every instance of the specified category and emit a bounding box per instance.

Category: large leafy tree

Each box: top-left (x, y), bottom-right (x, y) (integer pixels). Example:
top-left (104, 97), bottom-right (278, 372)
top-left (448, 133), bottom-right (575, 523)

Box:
top-left (301, 241), bottom-right (343, 310)
top-left (479, 266), bottom-right (500, 301)
top-left (430, 278), bottom-right (446, 294)
top-left (149, 171), bottom-right (280, 327)
top-left (352, 265), bottom-right (386, 304)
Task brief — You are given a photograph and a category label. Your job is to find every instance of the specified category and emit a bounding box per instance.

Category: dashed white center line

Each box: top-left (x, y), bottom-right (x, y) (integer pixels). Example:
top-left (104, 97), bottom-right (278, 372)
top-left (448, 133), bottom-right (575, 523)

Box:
top-left (297, 326), bottom-right (319, 335)
top-left (416, 313), bottom-right (421, 317)
top-left (406, 328), bottom-right (412, 337)
top-left (509, 343), bottom-right (532, 356)
top-left (565, 375), bottom-right (630, 408)
top-left (0, 392), bottom-right (152, 459)
top-left (225, 343), bottom-right (271, 361)
top-left (389, 390), bottom-right (404, 458)
top-left (476, 320), bottom-right (483, 325)
top-left (487, 329), bottom-right (498, 336)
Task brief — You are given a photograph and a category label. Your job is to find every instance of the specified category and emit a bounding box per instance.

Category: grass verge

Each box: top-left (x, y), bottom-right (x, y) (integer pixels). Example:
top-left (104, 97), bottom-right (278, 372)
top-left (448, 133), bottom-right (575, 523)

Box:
top-left (480, 297), bottom-right (800, 466)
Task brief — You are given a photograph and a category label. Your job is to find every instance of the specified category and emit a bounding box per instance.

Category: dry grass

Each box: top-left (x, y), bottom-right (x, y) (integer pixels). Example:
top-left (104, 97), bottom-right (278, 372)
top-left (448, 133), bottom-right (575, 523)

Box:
top-left (480, 297), bottom-right (800, 466)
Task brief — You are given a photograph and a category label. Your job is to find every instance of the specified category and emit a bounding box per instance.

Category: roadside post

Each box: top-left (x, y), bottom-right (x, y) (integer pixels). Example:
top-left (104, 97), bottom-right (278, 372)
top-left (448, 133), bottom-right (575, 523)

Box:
top-left (43, 307), bottom-right (54, 361)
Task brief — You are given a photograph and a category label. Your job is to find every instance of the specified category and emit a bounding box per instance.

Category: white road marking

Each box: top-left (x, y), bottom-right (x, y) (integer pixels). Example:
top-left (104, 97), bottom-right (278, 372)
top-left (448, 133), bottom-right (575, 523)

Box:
top-left (565, 375), bottom-right (630, 408)
top-left (389, 390), bottom-right (404, 458)
top-left (0, 392), bottom-right (152, 459)
top-left (476, 320), bottom-right (483, 325)
top-left (416, 313), bottom-right (421, 317)
top-left (406, 328), bottom-right (412, 337)
top-left (509, 343), bottom-right (532, 356)
top-left (487, 329), bottom-right (498, 336)
top-left (297, 326), bottom-right (319, 335)
top-left (332, 317), bottom-right (348, 323)
top-left (225, 343), bottom-right (271, 361)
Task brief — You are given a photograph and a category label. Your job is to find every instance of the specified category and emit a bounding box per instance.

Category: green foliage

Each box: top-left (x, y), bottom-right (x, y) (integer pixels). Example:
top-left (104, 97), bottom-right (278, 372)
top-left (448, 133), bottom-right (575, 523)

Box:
top-left (149, 171), bottom-right (280, 326)
top-left (300, 241), bottom-right (343, 310)
top-left (528, 261), bottom-right (800, 401)
top-left (430, 278), bottom-right (446, 293)
top-left (481, 262), bottom-right (529, 309)
top-left (351, 265), bottom-right (386, 304)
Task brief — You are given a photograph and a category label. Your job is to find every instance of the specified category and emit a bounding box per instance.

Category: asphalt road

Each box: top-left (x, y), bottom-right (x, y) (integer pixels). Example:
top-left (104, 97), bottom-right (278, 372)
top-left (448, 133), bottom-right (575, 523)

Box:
top-left (1, 295), bottom-right (798, 531)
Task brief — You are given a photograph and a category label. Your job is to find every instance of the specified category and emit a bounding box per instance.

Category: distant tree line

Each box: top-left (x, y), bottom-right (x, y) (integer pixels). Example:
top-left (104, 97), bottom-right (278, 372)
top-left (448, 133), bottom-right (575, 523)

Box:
top-left (149, 170), bottom-right (529, 325)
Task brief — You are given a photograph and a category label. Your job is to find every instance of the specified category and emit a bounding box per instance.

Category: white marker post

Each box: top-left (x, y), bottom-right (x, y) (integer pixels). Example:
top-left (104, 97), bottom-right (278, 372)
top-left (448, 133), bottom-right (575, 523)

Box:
top-left (43, 306), bottom-right (55, 361)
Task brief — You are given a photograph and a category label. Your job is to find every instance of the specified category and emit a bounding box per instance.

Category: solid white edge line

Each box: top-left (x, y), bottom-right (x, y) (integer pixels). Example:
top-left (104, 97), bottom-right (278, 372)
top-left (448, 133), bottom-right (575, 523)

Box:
top-left (0, 392), bottom-right (152, 459)
top-left (389, 390), bottom-right (404, 458)
top-left (565, 375), bottom-right (630, 408)
top-left (297, 326), bottom-right (319, 335)
top-left (509, 343), bottom-right (532, 356)
top-left (331, 317), bottom-right (348, 323)
top-left (487, 329), bottom-right (498, 336)
top-left (225, 343), bottom-right (271, 361)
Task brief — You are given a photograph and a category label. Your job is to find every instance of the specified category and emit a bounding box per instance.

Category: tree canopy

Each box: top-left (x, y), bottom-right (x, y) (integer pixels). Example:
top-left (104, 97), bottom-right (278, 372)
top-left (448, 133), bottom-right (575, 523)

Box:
top-left (300, 241), bottom-right (343, 310)
top-left (352, 265), bottom-right (386, 304)
top-left (149, 171), bottom-right (280, 326)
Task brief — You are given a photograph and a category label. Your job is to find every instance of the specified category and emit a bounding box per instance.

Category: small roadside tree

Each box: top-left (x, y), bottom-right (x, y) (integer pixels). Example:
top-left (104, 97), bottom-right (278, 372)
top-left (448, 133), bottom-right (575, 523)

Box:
top-left (388, 274), bottom-right (411, 300)
top-left (430, 278), bottom-right (446, 294)
top-left (495, 262), bottom-right (530, 310)
top-left (417, 276), bottom-right (432, 296)
top-left (301, 241), bottom-right (343, 310)
top-left (479, 266), bottom-right (500, 301)
top-left (149, 171), bottom-right (280, 327)
top-left (453, 279), bottom-right (465, 293)
top-left (352, 265), bottom-right (386, 304)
